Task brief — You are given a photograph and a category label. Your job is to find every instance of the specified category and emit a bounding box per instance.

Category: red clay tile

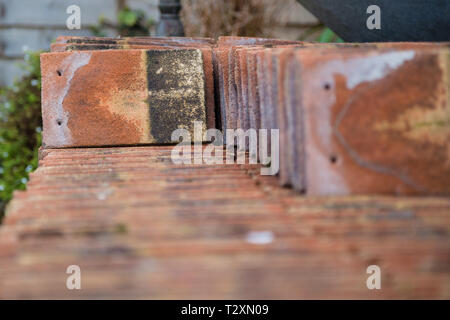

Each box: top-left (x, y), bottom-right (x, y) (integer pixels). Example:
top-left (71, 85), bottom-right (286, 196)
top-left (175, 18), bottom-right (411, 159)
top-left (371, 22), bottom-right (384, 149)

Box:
top-left (51, 38), bottom-right (216, 131)
top-left (4, 37), bottom-right (450, 300)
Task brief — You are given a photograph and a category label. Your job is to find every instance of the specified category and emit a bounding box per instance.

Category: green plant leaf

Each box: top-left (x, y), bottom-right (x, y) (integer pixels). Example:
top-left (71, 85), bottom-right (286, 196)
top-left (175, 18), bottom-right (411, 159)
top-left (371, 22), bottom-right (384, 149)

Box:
top-left (318, 28), bottom-right (335, 43)
top-left (119, 10), bottom-right (138, 27)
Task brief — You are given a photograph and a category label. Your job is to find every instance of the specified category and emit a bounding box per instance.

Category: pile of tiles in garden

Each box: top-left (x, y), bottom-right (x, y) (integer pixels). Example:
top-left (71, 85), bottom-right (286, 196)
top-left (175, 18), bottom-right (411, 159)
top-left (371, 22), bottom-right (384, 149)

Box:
top-left (41, 36), bottom-right (450, 197)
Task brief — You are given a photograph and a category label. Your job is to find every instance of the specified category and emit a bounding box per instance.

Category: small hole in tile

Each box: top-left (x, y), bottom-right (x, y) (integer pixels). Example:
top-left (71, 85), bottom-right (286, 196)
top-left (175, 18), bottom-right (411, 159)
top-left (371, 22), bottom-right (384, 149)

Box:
top-left (330, 155), bottom-right (338, 164)
top-left (57, 120), bottom-right (62, 126)
top-left (324, 83), bottom-right (331, 90)
top-left (56, 70), bottom-right (62, 76)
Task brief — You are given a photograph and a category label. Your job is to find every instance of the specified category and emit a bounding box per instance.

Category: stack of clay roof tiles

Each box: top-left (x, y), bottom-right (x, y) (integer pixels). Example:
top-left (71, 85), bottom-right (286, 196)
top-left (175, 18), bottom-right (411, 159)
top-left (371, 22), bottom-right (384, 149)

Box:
top-left (0, 36), bottom-right (449, 299)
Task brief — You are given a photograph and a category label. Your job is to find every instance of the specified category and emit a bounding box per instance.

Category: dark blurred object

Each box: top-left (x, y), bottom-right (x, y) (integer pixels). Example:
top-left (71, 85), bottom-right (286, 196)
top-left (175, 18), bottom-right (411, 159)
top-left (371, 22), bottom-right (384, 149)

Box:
top-left (297, 0), bottom-right (450, 42)
top-left (156, 0), bottom-right (185, 36)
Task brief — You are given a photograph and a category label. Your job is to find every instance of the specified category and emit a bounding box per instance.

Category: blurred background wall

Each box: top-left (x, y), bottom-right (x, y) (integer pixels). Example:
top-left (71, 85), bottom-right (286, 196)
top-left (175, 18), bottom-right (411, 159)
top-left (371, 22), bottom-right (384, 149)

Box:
top-left (0, 0), bottom-right (319, 87)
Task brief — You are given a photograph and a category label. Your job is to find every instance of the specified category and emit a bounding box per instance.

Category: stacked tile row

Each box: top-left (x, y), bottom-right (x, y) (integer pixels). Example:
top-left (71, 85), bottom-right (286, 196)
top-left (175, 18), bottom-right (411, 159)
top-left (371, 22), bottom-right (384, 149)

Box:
top-left (1, 145), bottom-right (449, 298)
top-left (52, 36), bottom-right (218, 132)
top-left (215, 40), bottom-right (450, 196)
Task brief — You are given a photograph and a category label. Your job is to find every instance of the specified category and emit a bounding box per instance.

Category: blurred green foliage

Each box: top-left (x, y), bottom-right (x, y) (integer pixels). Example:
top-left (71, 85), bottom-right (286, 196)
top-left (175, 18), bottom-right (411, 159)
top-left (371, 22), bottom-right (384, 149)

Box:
top-left (91, 6), bottom-right (155, 37)
top-left (0, 51), bottom-right (43, 221)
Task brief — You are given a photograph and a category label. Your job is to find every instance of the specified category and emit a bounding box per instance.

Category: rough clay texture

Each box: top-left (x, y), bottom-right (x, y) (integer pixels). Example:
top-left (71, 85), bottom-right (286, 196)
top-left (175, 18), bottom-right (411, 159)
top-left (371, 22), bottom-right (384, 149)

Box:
top-left (2, 38), bottom-right (450, 299)
top-left (41, 49), bottom-right (206, 147)
top-left (51, 36), bottom-right (216, 130)
top-left (213, 37), bottom-right (303, 136)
